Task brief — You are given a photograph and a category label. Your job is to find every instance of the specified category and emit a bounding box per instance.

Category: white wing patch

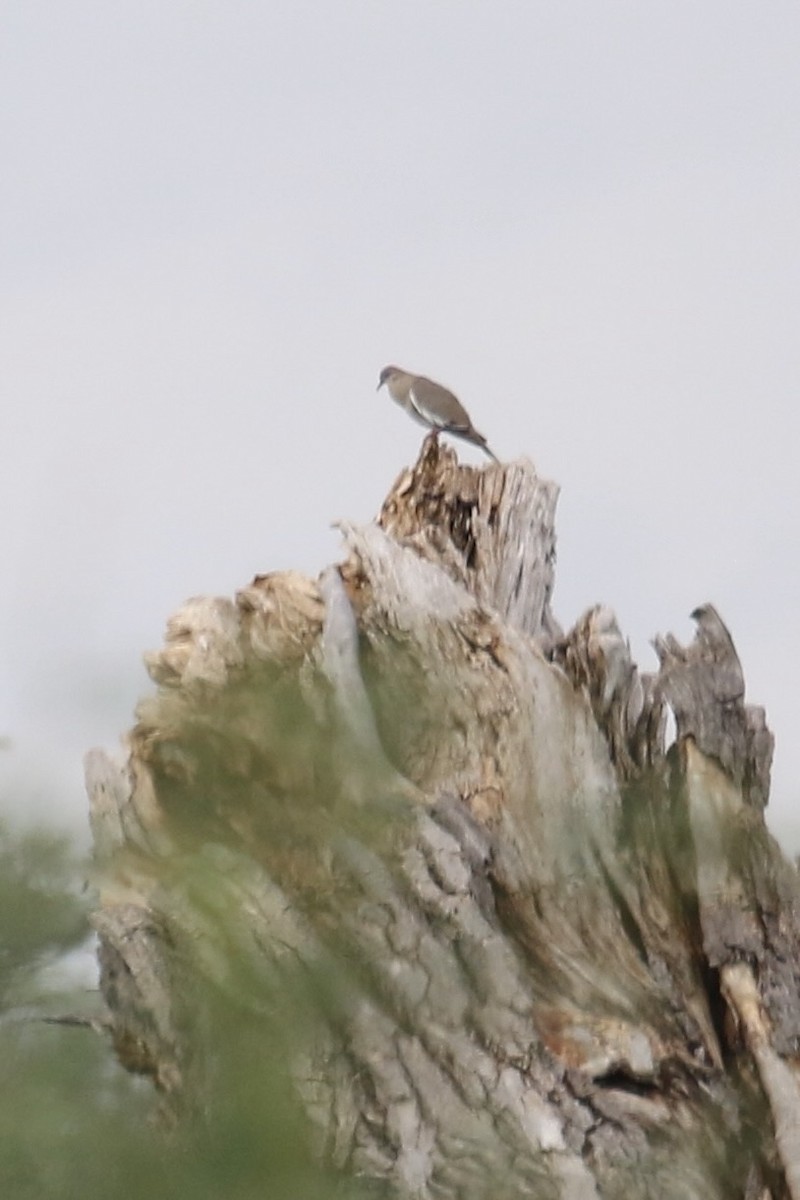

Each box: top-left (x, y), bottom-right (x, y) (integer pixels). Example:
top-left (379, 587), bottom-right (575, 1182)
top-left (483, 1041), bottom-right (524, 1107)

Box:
top-left (408, 385), bottom-right (448, 430)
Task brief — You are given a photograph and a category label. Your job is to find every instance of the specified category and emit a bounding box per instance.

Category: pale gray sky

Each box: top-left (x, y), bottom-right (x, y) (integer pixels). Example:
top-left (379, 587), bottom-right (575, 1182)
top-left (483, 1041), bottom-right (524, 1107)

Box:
top-left (2, 3), bottom-right (799, 848)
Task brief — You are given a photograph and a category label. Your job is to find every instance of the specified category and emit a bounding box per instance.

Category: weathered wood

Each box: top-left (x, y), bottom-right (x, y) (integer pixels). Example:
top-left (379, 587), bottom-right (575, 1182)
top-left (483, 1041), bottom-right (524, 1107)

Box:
top-left (378, 434), bottom-right (561, 646)
top-left (654, 603), bottom-right (774, 810)
top-left (86, 439), bottom-right (800, 1199)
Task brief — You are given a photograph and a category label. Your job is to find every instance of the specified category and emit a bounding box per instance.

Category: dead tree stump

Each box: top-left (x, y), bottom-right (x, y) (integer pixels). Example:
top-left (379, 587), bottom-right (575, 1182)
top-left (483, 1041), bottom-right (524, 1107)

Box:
top-left (86, 438), bottom-right (800, 1199)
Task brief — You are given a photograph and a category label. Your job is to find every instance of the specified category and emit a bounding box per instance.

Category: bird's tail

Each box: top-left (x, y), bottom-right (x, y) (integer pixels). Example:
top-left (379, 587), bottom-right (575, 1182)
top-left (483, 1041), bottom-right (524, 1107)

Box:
top-left (472, 433), bottom-right (499, 463)
top-left (461, 425), bottom-right (500, 464)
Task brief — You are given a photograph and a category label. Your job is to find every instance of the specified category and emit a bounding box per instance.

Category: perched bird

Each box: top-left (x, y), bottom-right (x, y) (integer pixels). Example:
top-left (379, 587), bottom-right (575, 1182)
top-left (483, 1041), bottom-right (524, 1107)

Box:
top-left (377, 365), bottom-right (499, 462)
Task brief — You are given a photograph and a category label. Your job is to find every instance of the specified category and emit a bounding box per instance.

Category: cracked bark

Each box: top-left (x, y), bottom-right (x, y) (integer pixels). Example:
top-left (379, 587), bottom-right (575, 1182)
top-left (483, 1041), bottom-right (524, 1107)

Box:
top-left (86, 436), bottom-right (799, 1199)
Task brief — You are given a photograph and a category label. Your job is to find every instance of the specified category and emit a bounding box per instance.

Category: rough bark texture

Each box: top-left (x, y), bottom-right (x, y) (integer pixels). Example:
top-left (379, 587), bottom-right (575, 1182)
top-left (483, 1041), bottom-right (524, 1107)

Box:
top-left (87, 436), bottom-right (800, 1199)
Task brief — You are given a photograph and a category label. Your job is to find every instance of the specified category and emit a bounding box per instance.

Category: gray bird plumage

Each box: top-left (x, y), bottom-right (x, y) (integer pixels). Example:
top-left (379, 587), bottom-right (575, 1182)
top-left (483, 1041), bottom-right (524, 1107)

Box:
top-left (377, 366), bottom-right (499, 462)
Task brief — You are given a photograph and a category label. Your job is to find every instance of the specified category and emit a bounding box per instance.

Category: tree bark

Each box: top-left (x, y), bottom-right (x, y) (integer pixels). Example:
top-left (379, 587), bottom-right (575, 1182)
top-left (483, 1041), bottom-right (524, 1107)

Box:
top-left (86, 436), bottom-right (799, 1199)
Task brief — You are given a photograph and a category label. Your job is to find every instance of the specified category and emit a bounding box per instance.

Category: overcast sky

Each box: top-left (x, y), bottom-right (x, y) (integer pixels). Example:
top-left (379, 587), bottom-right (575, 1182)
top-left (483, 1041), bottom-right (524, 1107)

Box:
top-left (2, 2), bottom-right (799, 851)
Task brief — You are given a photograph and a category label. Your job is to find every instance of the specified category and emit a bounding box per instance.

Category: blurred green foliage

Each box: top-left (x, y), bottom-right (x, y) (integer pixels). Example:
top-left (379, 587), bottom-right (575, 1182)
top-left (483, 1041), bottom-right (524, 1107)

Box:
top-left (0, 823), bottom-right (86, 1007)
top-left (0, 819), bottom-right (375, 1200)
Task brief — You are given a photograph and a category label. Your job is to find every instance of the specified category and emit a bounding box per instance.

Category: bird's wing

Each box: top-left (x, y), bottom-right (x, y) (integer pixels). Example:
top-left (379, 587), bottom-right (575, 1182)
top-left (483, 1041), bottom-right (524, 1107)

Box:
top-left (408, 376), bottom-right (472, 433)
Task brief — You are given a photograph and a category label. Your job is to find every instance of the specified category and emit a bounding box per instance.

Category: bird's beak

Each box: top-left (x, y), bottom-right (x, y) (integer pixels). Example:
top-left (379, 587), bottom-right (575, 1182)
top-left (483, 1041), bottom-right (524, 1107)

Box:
top-left (376, 380), bottom-right (383, 391)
